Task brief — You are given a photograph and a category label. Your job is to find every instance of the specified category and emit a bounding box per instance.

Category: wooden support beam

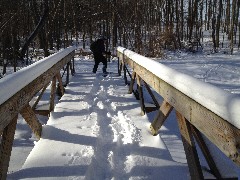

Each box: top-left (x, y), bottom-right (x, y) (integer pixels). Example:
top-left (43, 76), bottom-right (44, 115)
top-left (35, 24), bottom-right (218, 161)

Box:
top-left (66, 62), bottom-right (70, 85)
top-left (144, 106), bottom-right (159, 113)
top-left (32, 83), bottom-right (49, 110)
top-left (120, 59), bottom-right (123, 76)
top-left (124, 64), bottom-right (128, 85)
top-left (143, 81), bottom-right (160, 108)
top-left (176, 111), bottom-right (204, 180)
top-left (70, 61), bottom-right (74, 76)
top-left (34, 110), bottom-right (50, 117)
top-left (20, 104), bottom-right (42, 139)
top-left (118, 57), bottom-right (121, 76)
top-left (56, 72), bottom-right (65, 97)
top-left (0, 116), bottom-right (17, 180)
top-left (191, 125), bottom-right (222, 179)
top-left (136, 74), bottom-right (145, 116)
top-left (49, 76), bottom-right (57, 112)
top-left (150, 100), bottom-right (173, 135)
top-left (128, 71), bottom-right (136, 94)
top-left (71, 57), bottom-right (75, 75)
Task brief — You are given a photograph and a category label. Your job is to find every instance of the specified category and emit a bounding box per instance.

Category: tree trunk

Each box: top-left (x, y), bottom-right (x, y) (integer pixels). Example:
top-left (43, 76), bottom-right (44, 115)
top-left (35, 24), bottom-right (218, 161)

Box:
top-left (20, 4), bottom-right (49, 60)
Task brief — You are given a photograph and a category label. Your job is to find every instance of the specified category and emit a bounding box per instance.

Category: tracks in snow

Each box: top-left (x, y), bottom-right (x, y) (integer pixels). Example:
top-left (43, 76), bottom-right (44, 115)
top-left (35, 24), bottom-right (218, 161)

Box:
top-left (83, 73), bottom-right (141, 179)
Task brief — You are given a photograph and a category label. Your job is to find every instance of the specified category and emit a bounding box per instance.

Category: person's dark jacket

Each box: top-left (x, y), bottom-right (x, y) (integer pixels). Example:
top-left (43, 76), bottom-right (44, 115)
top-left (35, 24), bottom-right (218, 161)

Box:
top-left (91, 39), bottom-right (110, 56)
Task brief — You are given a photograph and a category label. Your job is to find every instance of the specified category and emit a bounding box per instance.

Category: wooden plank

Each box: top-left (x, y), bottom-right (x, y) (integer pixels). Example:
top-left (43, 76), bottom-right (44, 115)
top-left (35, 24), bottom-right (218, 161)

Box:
top-left (145, 106), bottom-right (158, 113)
top-left (118, 51), bottom-right (240, 165)
top-left (191, 125), bottom-right (222, 179)
top-left (150, 100), bottom-right (173, 135)
top-left (190, 103), bottom-right (240, 165)
top-left (124, 64), bottom-right (128, 85)
top-left (49, 76), bottom-right (57, 112)
top-left (136, 74), bottom-right (145, 116)
top-left (143, 81), bottom-right (160, 108)
top-left (117, 57), bottom-right (121, 75)
top-left (32, 83), bottom-right (49, 110)
top-left (0, 115), bottom-right (17, 180)
top-left (176, 111), bottom-right (204, 180)
top-left (56, 72), bottom-right (64, 97)
top-left (0, 51), bottom-right (74, 132)
top-left (72, 58), bottom-right (75, 75)
top-left (20, 104), bottom-right (42, 139)
top-left (66, 62), bottom-right (70, 85)
top-left (34, 110), bottom-right (50, 116)
top-left (128, 71), bottom-right (136, 94)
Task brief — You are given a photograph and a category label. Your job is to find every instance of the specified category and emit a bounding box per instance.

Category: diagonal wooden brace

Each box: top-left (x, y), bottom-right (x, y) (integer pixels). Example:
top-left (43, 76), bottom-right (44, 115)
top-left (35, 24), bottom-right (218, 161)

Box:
top-left (176, 111), bottom-right (204, 180)
top-left (191, 125), bottom-right (222, 179)
top-left (150, 100), bottom-right (173, 135)
top-left (143, 81), bottom-right (160, 108)
top-left (20, 104), bottom-right (42, 139)
top-left (32, 82), bottom-right (50, 110)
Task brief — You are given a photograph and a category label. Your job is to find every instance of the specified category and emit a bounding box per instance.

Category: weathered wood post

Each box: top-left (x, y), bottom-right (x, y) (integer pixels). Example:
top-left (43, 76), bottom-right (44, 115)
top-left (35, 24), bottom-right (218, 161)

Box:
top-left (176, 111), bottom-right (204, 179)
top-left (136, 74), bottom-right (145, 116)
top-left (49, 76), bottom-right (57, 112)
top-left (118, 57), bottom-right (121, 76)
top-left (66, 62), bottom-right (70, 85)
top-left (0, 116), bottom-right (18, 180)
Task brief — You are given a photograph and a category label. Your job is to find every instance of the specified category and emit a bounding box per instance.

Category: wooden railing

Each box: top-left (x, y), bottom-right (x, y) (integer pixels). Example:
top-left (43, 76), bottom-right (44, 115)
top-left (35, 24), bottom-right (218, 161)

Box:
top-left (117, 47), bottom-right (240, 179)
top-left (0, 46), bottom-right (76, 179)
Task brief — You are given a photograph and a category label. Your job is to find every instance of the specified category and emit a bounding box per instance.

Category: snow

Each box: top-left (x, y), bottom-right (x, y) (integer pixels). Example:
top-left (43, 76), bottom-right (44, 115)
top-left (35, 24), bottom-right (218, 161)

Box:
top-left (7, 57), bottom-right (190, 179)
top-left (0, 46), bottom-right (76, 105)
top-left (118, 47), bottom-right (240, 129)
top-left (5, 47), bottom-right (240, 179)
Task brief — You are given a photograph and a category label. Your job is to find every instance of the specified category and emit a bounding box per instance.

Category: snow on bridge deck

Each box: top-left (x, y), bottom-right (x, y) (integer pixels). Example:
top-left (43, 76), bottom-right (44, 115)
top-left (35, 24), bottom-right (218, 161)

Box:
top-left (8, 57), bottom-right (191, 179)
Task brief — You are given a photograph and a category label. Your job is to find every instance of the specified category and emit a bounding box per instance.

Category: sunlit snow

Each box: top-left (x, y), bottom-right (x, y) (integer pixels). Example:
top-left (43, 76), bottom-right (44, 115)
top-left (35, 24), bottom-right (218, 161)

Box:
top-left (6, 47), bottom-right (240, 179)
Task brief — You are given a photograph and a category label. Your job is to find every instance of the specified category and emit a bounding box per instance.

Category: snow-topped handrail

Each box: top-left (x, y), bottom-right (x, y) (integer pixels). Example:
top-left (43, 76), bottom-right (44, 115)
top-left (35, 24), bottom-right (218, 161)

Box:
top-left (0, 46), bottom-right (76, 179)
top-left (117, 46), bottom-right (240, 170)
top-left (0, 46), bottom-right (76, 105)
top-left (117, 47), bottom-right (240, 129)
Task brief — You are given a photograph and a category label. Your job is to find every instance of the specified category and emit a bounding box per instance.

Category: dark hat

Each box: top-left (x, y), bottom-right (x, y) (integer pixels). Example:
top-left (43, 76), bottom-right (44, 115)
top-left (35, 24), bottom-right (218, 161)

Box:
top-left (99, 36), bottom-right (107, 40)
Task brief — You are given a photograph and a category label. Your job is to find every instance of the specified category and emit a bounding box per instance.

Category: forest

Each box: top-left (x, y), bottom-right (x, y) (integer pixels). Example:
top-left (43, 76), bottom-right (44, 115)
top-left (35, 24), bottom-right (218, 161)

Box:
top-left (0, 0), bottom-right (240, 74)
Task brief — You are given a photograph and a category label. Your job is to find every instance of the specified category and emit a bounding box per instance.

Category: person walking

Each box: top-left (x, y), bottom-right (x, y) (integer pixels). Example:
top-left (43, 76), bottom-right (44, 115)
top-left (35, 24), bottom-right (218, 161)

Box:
top-left (90, 37), bottom-right (111, 74)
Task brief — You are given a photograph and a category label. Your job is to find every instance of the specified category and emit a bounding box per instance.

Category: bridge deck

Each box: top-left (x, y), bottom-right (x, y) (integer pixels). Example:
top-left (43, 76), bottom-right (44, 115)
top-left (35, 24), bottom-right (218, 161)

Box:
top-left (8, 58), bottom-right (193, 179)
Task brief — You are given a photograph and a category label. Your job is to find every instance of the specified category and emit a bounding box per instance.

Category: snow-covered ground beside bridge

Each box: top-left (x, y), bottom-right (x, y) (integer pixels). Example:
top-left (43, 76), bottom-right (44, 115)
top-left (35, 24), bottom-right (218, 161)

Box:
top-left (6, 49), bottom-right (240, 179)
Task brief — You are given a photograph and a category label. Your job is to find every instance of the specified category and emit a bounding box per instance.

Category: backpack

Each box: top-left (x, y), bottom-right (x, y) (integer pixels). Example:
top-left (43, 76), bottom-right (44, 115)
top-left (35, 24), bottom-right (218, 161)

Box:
top-left (90, 41), bottom-right (97, 53)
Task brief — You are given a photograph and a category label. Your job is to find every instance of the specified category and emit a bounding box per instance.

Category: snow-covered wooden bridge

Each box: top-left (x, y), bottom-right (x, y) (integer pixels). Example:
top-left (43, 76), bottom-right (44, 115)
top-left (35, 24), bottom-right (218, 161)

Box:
top-left (0, 47), bottom-right (240, 179)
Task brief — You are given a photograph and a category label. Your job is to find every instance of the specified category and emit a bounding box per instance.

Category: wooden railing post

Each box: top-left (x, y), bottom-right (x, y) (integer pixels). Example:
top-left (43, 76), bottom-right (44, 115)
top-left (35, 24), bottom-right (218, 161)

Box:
top-left (118, 57), bottom-right (121, 76)
top-left (136, 74), bottom-right (145, 116)
top-left (66, 62), bottom-right (70, 85)
top-left (123, 64), bottom-right (128, 85)
top-left (128, 71), bottom-right (136, 94)
top-left (49, 76), bottom-right (57, 112)
top-left (72, 57), bottom-right (75, 75)
top-left (56, 72), bottom-right (65, 97)
top-left (176, 111), bottom-right (204, 180)
top-left (0, 116), bottom-right (18, 180)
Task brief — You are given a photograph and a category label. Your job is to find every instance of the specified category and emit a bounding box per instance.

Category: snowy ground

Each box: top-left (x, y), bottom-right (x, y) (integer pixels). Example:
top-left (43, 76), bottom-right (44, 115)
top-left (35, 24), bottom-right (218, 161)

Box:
top-left (160, 50), bottom-right (240, 94)
top-left (5, 49), bottom-right (240, 179)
